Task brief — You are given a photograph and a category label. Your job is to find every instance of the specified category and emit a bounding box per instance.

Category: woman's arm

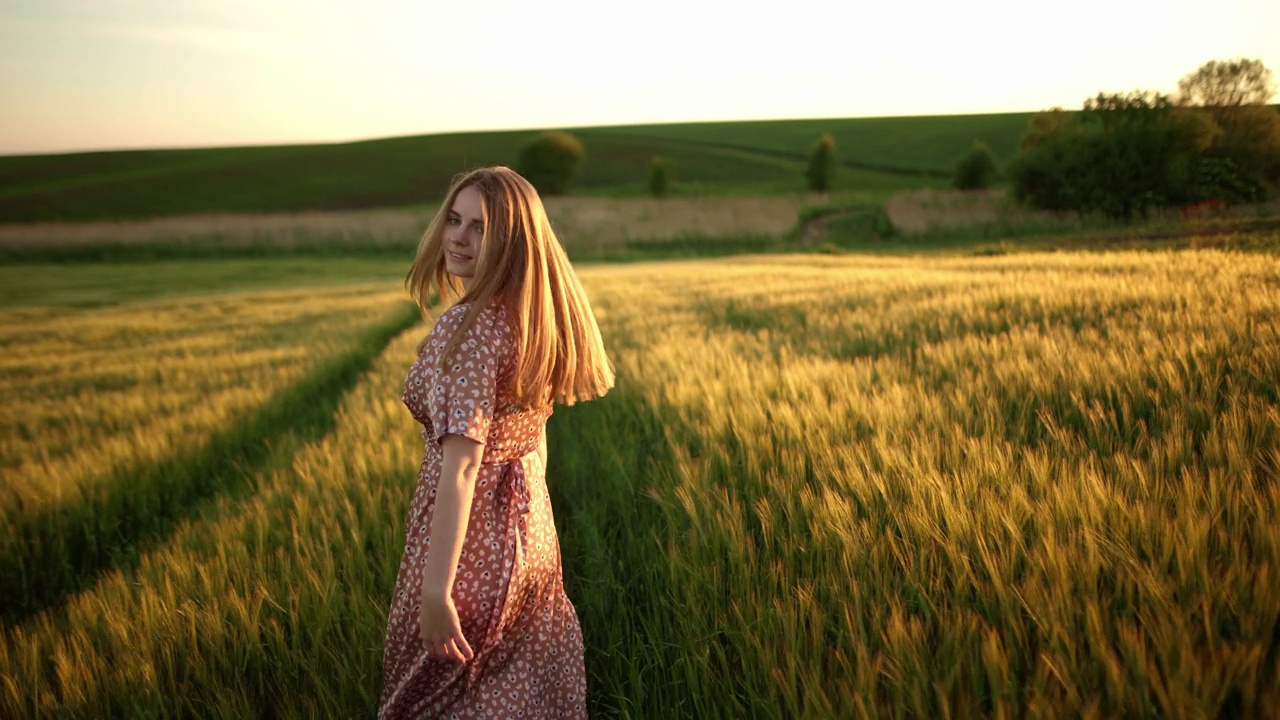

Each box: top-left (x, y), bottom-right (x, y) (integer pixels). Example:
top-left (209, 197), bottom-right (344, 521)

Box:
top-left (418, 433), bottom-right (485, 663)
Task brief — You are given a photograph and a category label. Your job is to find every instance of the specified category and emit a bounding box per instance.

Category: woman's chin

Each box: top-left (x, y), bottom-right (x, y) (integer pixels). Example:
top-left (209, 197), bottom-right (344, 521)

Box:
top-left (446, 264), bottom-right (474, 281)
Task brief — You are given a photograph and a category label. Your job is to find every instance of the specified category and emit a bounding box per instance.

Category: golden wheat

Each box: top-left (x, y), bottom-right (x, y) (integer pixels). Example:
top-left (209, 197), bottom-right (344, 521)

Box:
top-left (2, 248), bottom-right (1277, 718)
top-left (1, 284), bottom-right (406, 518)
top-left (1, 325), bottom-right (430, 717)
top-left (562, 249), bottom-right (1280, 718)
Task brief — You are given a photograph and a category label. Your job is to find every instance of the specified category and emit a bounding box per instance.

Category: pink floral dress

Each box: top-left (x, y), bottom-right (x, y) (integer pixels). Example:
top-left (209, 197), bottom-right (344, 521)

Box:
top-left (379, 302), bottom-right (587, 719)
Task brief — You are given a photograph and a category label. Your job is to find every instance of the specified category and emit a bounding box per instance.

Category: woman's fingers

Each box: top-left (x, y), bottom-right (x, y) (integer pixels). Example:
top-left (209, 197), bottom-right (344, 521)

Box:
top-left (419, 603), bottom-right (472, 662)
top-left (453, 632), bottom-right (475, 662)
top-left (443, 633), bottom-right (475, 663)
top-left (440, 638), bottom-right (464, 663)
top-left (422, 633), bottom-right (473, 663)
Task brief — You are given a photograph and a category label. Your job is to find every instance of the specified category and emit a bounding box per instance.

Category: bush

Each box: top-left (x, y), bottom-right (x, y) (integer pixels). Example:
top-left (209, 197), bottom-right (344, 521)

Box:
top-left (517, 131), bottom-right (585, 196)
top-left (1190, 157), bottom-right (1269, 203)
top-left (1010, 91), bottom-right (1208, 218)
top-left (953, 140), bottom-right (999, 190)
top-left (805, 134), bottom-right (837, 193)
top-left (648, 157), bottom-right (671, 198)
top-left (1209, 105), bottom-right (1280, 184)
top-left (1010, 59), bottom-right (1280, 219)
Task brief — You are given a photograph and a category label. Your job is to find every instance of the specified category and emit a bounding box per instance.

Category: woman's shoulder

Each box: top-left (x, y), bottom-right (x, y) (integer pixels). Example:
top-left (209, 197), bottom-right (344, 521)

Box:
top-left (431, 302), bottom-right (471, 333)
top-left (430, 301), bottom-right (512, 345)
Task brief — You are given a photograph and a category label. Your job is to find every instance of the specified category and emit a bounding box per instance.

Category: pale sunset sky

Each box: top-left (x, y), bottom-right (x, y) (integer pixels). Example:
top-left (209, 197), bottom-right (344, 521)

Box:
top-left (0, 0), bottom-right (1276, 155)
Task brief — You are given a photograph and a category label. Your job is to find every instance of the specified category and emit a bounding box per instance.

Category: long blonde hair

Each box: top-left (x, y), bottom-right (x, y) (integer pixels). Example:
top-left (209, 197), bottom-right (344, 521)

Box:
top-left (406, 166), bottom-right (614, 407)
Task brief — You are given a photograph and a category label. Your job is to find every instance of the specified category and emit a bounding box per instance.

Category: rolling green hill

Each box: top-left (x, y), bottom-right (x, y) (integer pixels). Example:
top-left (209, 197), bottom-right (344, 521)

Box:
top-left (595, 112), bottom-right (1036, 174)
top-left (0, 112), bottom-right (1037, 222)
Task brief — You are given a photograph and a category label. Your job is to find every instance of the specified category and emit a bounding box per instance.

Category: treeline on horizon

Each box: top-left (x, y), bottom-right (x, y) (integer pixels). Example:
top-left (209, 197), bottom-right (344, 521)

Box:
top-left (1005, 58), bottom-right (1280, 219)
top-left (512, 57), bottom-right (1280, 222)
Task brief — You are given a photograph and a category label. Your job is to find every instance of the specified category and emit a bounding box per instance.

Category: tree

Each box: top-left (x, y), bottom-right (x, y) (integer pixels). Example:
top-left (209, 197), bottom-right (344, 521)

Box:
top-left (647, 156), bottom-right (671, 198)
top-left (953, 140), bottom-right (998, 190)
top-left (1177, 58), bottom-right (1277, 108)
top-left (805, 134), bottom-right (837, 193)
top-left (517, 131), bottom-right (585, 196)
top-left (1211, 105), bottom-right (1280, 184)
top-left (1177, 59), bottom-right (1280, 185)
top-left (1018, 108), bottom-right (1075, 152)
top-left (1011, 60), bottom-right (1280, 218)
top-left (1010, 91), bottom-right (1205, 218)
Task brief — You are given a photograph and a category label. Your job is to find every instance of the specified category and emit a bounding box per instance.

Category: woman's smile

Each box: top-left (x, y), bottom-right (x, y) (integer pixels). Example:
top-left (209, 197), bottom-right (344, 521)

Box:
top-left (442, 184), bottom-right (485, 285)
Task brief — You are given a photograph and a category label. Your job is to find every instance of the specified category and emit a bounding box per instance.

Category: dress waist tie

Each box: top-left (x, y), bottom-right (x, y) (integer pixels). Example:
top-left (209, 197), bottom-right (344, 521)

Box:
top-left (482, 448), bottom-right (535, 648)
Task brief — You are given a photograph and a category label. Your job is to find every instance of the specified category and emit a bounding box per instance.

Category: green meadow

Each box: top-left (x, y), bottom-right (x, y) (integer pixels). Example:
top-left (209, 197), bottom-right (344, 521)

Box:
top-left (2, 115), bottom-right (1279, 718)
top-left (590, 112), bottom-right (1035, 174)
top-left (0, 112), bottom-right (1034, 222)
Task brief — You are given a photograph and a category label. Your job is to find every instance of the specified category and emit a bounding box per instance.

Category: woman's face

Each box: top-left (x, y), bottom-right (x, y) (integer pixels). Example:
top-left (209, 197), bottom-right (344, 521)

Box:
top-left (444, 184), bottom-right (484, 282)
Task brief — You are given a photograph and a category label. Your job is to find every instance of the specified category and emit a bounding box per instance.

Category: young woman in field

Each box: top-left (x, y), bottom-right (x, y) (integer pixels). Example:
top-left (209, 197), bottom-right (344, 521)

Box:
top-left (379, 166), bottom-right (614, 719)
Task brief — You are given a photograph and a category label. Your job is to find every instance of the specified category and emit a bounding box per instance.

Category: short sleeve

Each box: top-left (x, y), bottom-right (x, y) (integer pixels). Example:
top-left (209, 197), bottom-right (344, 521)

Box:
top-left (426, 305), bottom-right (508, 446)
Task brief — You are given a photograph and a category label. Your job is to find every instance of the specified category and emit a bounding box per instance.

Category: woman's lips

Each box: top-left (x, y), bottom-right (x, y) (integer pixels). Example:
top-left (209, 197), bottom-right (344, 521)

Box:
top-left (449, 251), bottom-right (472, 262)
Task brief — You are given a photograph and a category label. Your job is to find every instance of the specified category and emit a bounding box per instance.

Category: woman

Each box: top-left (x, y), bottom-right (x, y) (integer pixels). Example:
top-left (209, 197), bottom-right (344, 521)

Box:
top-left (379, 166), bottom-right (614, 719)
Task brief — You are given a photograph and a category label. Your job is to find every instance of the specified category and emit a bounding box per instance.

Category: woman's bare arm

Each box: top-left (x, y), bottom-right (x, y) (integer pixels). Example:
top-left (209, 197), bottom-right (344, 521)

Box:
top-left (422, 434), bottom-right (485, 596)
top-left (418, 433), bottom-right (485, 662)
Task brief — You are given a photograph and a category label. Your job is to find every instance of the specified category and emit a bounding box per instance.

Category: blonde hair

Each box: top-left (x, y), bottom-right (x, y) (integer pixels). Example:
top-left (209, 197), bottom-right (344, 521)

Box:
top-left (406, 166), bottom-right (614, 407)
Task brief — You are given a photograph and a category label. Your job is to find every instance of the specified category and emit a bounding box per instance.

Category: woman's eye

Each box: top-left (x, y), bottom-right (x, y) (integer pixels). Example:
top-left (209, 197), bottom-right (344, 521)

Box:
top-left (447, 218), bottom-right (460, 226)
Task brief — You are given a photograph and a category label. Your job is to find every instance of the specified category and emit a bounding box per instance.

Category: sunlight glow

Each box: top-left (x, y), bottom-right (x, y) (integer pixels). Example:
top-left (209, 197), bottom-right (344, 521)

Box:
top-left (0, 0), bottom-right (1275, 154)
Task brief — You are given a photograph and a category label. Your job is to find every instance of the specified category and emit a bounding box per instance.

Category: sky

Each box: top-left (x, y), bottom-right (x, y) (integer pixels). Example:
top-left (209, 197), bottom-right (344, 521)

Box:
top-left (0, 0), bottom-right (1277, 155)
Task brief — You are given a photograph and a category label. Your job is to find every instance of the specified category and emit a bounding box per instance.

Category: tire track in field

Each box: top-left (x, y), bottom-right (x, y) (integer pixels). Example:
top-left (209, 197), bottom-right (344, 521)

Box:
top-left (0, 302), bottom-right (422, 624)
top-left (547, 362), bottom-right (770, 717)
top-left (545, 382), bottom-right (693, 718)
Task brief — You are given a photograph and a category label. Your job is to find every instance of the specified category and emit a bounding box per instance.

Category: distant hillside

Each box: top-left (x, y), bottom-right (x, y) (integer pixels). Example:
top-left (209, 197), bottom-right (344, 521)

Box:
top-left (0, 112), bottom-right (1037, 222)
top-left (592, 112), bottom-right (1035, 175)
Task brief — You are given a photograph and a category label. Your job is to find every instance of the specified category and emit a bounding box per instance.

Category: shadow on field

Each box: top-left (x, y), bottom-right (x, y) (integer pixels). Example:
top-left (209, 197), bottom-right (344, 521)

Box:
top-left (0, 304), bottom-right (421, 624)
top-left (546, 381), bottom-right (698, 718)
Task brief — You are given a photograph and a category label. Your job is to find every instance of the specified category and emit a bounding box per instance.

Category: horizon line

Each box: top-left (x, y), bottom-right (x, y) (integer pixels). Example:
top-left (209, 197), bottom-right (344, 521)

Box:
top-left (0, 108), bottom-right (1053, 160)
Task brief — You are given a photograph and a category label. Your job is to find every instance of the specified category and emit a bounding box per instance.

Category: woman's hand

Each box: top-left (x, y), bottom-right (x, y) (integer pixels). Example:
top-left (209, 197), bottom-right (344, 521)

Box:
top-left (418, 586), bottom-right (474, 663)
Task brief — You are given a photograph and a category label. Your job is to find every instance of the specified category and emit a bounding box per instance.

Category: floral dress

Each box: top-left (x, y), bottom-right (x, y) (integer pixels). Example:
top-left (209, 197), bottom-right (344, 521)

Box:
top-left (379, 302), bottom-right (587, 719)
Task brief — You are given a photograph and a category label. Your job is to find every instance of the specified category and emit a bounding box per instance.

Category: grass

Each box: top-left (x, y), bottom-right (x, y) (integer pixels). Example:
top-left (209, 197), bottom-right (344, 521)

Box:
top-left (789, 191), bottom-right (1280, 257)
top-left (0, 130), bottom-right (813, 222)
top-left (586, 112), bottom-right (1037, 176)
top-left (0, 257), bottom-right (409, 306)
top-left (0, 283), bottom-right (418, 620)
top-left (0, 195), bottom-right (809, 264)
top-left (0, 132), bottom-right (530, 222)
top-left (556, 253), bottom-right (1280, 718)
top-left (0, 112), bottom-right (1024, 222)
top-left (6, 189), bottom-right (1278, 273)
top-left (2, 246), bottom-right (1278, 718)
top-left (1, 324), bottom-right (434, 717)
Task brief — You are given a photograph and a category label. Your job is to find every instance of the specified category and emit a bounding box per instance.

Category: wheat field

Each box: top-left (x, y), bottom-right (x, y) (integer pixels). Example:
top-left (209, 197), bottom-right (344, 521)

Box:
top-left (0, 283), bottom-right (420, 621)
top-left (2, 247), bottom-right (1278, 718)
top-left (559, 251), bottom-right (1280, 718)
